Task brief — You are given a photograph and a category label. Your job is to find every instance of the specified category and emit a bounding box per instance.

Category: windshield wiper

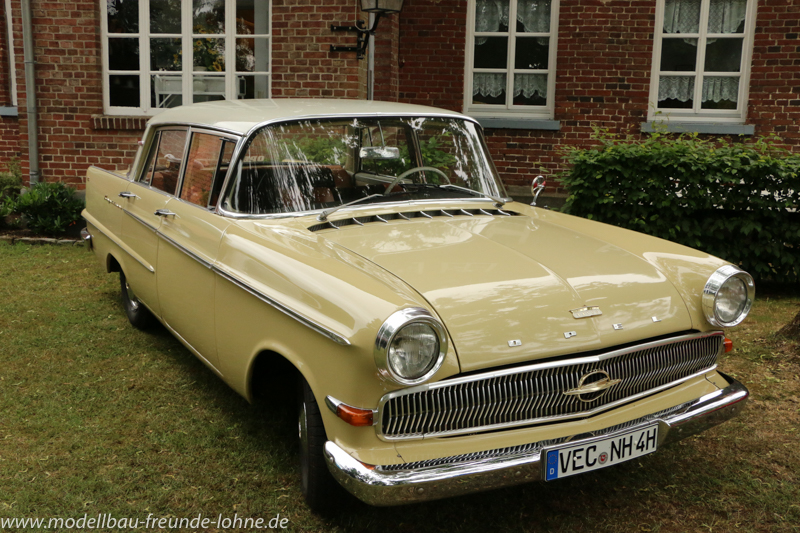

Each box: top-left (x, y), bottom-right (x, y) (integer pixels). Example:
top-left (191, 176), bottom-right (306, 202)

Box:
top-left (439, 184), bottom-right (508, 208)
top-left (317, 194), bottom-right (383, 221)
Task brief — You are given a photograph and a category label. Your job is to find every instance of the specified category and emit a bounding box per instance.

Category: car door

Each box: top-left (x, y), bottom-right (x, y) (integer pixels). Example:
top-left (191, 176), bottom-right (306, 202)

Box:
top-left (156, 130), bottom-right (238, 371)
top-left (119, 127), bottom-right (190, 318)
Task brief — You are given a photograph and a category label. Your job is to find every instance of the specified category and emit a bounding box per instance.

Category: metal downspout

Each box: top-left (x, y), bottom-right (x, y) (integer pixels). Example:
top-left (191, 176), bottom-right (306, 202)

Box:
top-left (20, 0), bottom-right (39, 184)
top-left (367, 13), bottom-right (375, 100)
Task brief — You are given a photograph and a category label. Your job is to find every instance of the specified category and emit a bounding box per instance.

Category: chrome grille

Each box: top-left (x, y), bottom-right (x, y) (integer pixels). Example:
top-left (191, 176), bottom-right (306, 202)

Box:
top-left (377, 400), bottom-right (694, 471)
top-left (379, 332), bottom-right (722, 440)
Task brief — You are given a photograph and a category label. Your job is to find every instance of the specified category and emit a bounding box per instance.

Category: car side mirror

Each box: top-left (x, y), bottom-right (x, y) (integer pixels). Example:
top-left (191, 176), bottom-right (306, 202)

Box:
top-left (531, 175), bottom-right (546, 206)
top-left (360, 146), bottom-right (400, 160)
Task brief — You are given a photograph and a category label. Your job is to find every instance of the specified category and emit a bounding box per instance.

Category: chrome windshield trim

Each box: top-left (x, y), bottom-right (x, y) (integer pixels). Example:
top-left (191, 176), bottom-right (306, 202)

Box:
top-left (213, 266), bottom-right (351, 347)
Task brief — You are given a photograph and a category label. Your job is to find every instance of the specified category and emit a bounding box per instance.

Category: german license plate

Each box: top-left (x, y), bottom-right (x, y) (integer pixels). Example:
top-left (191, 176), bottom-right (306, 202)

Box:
top-left (543, 424), bottom-right (659, 481)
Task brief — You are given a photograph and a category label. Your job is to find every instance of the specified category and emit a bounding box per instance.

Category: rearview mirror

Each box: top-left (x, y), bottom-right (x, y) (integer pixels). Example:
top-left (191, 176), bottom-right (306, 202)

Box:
top-left (360, 146), bottom-right (400, 160)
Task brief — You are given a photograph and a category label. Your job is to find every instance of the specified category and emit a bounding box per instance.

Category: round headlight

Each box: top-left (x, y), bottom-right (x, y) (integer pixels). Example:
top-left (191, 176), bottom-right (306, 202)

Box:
top-left (375, 308), bottom-right (447, 385)
top-left (702, 265), bottom-right (755, 327)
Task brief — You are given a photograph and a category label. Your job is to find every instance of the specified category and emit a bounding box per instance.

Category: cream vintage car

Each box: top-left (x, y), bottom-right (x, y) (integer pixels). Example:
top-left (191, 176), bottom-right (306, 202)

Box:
top-left (82, 99), bottom-right (753, 512)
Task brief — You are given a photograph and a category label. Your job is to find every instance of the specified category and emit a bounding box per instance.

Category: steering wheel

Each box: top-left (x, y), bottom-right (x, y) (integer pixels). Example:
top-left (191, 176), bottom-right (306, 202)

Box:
top-left (383, 166), bottom-right (451, 196)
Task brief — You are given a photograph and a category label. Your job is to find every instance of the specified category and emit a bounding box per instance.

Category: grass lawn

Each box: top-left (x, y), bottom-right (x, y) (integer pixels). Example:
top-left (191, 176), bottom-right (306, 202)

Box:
top-left (1, 242), bottom-right (799, 532)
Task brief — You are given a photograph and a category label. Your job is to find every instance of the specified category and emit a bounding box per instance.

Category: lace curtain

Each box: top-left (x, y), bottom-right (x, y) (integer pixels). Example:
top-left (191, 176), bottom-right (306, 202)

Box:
top-left (658, 75), bottom-right (739, 103)
top-left (473, 73), bottom-right (547, 100)
top-left (475, 0), bottom-right (551, 44)
top-left (663, 0), bottom-right (747, 34)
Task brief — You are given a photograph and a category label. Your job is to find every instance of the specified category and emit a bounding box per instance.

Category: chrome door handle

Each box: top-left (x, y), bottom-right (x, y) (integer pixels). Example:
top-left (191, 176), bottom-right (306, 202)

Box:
top-left (118, 192), bottom-right (140, 199)
top-left (154, 209), bottom-right (178, 218)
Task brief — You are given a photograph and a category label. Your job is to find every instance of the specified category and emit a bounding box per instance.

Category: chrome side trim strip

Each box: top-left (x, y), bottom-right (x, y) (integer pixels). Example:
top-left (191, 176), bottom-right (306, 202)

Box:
top-left (324, 375), bottom-right (748, 506)
top-left (84, 212), bottom-right (155, 273)
top-left (123, 210), bottom-right (158, 233)
top-left (151, 228), bottom-right (351, 347)
top-left (213, 266), bottom-right (352, 347)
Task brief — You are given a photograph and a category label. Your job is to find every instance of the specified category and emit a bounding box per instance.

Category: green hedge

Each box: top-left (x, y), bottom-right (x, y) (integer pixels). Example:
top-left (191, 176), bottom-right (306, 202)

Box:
top-left (560, 131), bottom-right (800, 283)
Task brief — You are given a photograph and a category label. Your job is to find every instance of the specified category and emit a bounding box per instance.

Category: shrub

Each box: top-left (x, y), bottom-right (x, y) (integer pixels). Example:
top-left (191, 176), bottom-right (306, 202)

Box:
top-left (14, 182), bottom-right (85, 236)
top-left (560, 131), bottom-right (800, 283)
top-left (0, 158), bottom-right (23, 226)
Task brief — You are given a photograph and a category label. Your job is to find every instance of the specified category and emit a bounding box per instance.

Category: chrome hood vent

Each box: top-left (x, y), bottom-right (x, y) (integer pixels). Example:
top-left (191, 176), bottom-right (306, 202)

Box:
top-left (307, 208), bottom-right (521, 232)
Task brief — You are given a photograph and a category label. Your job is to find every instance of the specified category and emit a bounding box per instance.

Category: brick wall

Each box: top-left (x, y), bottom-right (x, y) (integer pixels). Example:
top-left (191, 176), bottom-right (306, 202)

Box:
top-left (394, 0), bottom-right (800, 195)
top-left (1, 0), bottom-right (798, 193)
top-left (749, 0), bottom-right (800, 146)
top-left (271, 0), bottom-right (367, 99)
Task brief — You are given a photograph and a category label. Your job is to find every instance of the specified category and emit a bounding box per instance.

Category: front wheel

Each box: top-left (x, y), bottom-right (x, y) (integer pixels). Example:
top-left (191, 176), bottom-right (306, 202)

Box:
top-left (298, 377), bottom-right (347, 513)
top-left (120, 271), bottom-right (154, 330)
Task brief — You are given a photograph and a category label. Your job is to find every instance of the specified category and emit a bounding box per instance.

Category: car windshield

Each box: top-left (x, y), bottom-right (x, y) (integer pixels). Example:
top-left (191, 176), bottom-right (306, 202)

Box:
top-left (221, 116), bottom-right (507, 215)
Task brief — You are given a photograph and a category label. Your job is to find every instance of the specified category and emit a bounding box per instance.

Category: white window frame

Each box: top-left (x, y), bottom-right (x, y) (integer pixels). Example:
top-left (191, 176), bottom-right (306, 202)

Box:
top-left (101, 0), bottom-right (271, 116)
top-left (4, 0), bottom-right (17, 106)
top-left (464, 0), bottom-right (559, 120)
top-left (648, 0), bottom-right (756, 124)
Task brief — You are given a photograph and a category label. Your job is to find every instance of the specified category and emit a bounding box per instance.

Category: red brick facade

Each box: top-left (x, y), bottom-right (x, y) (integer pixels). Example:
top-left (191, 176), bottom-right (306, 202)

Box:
top-left (1, 0), bottom-right (798, 199)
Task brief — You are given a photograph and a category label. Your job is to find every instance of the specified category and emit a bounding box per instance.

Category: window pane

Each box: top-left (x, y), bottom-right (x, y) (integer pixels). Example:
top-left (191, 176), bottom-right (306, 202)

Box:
top-left (194, 0), bottom-right (225, 34)
top-left (139, 132), bottom-right (161, 184)
top-left (515, 37), bottom-right (549, 70)
top-left (237, 75), bottom-right (270, 99)
top-left (236, 37), bottom-right (270, 72)
top-left (708, 0), bottom-right (746, 34)
top-left (663, 0), bottom-right (700, 34)
top-left (516, 0), bottom-right (551, 33)
top-left (237, 0), bottom-right (270, 35)
top-left (194, 38), bottom-right (226, 71)
top-left (151, 38), bottom-right (182, 71)
top-left (152, 74), bottom-right (183, 108)
top-left (151, 130), bottom-right (187, 195)
top-left (193, 75), bottom-right (226, 103)
top-left (181, 134), bottom-right (225, 207)
top-left (704, 38), bottom-right (742, 72)
top-left (472, 73), bottom-right (506, 105)
top-left (150, 0), bottom-right (181, 34)
top-left (474, 37), bottom-right (508, 68)
top-left (107, 0), bottom-right (138, 33)
top-left (658, 75), bottom-right (694, 108)
top-left (209, 140), bottom-right (236, 207)
top-left (109, 38), bottom-right (139, 71)
top-left (701, 76), bottom-right (739, 109)
top-left (660, 38), bottom-right (698, 71)
top-left (475, 0), bottom-right (509, 33)
top-left (110, 75), bottom-right (140, 107)
top-left (513, 73), bottom-right (547, 106)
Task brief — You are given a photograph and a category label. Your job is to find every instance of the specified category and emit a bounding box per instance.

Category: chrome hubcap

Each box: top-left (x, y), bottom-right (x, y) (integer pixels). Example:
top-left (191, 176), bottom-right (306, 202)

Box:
top-left (125, 281), bottom-right (140, 311)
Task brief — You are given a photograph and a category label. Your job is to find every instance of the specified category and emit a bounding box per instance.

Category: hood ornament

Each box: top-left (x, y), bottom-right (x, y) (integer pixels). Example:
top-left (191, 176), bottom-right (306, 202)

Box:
top-left (570, 306), bottom-right (602, 319)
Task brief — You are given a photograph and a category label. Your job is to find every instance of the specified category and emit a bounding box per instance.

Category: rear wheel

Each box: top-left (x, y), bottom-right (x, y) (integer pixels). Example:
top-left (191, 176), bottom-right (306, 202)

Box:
top-left (298, 376), bottom-right (346, 513)
top-left (120, 271), bottom-right (154, 329)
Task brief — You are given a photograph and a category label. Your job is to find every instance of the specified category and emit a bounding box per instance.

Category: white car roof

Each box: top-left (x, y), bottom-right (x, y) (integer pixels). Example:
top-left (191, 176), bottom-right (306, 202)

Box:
top-left (146, 99), bottom-right (471, 136)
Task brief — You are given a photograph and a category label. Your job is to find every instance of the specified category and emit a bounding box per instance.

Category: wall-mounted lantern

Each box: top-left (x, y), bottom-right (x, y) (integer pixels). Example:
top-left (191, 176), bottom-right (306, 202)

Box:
top-left (330, 0), bottom-right (404, 60)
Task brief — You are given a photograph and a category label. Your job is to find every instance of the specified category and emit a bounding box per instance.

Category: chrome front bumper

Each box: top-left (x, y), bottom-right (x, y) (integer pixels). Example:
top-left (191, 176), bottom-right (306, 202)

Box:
top-left (324, 374), bottom-right (748, 506)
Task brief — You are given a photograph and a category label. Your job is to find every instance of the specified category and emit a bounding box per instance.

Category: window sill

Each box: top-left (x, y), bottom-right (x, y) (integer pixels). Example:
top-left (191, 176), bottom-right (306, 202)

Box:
top-left (642, 121), bottom-right (754, 136)
top-left (0, 106), bottom-right (18, 117)
top-left (474, 118), bottom-right (561, 131)
top-left (91, 115), bottom-right (149, 131)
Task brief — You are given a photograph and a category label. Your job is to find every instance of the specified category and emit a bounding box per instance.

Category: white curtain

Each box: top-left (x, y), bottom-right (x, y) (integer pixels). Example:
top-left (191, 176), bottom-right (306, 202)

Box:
top-left (514, 74), bottom-right (547, 99)
top-left (475, 0), bottom-right (551, 44)
top-left (664, 0), bottom-right (747, 34)
top-left (708, 0), bottom-right (747, 34)
top-left (473, 73), bottom-right (506, 98)
top-left (702, 76), bottom-right (739, 103)
top-left (473, 73), bottom-right (547, 100)
top-left (658, 75), bottom-right (739, 103)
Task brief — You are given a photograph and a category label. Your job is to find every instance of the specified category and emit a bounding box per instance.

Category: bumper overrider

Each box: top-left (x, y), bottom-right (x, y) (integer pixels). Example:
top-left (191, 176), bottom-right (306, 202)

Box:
top-left (324, 374), bottom-right (748, 506)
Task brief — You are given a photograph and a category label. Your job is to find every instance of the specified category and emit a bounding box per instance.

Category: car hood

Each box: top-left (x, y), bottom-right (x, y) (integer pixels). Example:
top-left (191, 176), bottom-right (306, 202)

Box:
top-left (317, 209), bottom-right (694, 372)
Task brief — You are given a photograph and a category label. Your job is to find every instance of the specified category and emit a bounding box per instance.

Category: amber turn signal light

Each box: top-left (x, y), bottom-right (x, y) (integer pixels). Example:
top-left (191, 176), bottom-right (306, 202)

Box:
top-left (336, 403), bottom-right (374, 427)
top-left (723, 338), bottom-right (733, 353)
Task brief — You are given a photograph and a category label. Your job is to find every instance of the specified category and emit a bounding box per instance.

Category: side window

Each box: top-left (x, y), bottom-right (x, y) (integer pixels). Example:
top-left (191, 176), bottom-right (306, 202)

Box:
top-left (145, 129), bottom-right (187, 194)
top-left (179, 133), bottom-right (235, 208)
